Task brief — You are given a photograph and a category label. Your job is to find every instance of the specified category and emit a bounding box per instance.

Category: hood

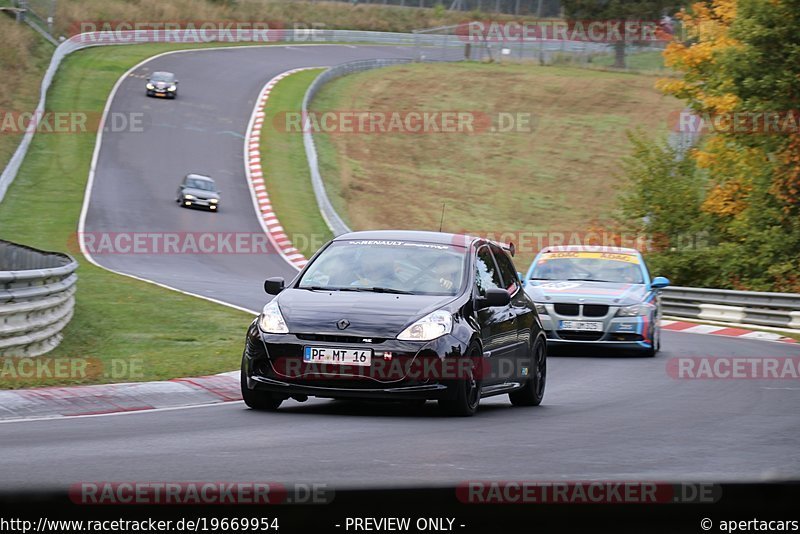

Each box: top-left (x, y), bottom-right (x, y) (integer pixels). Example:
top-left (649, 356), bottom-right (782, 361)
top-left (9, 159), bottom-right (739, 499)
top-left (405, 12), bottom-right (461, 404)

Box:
top-left (524, 280), bottom-right (647, 306)
top-left (277, 288), bottom-right (454, 338)
top-left (182, 187), bottom-right (219, 199)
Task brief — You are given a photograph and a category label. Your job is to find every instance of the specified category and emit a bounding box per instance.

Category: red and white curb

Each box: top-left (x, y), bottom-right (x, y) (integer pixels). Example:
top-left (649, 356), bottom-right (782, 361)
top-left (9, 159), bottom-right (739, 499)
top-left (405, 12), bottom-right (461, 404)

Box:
top-left (662, 320), bottom-right (798, 344)
top-left (0, 371), bottom-right (241, 422)
top-left (244, 68), bottom-right (321, 271)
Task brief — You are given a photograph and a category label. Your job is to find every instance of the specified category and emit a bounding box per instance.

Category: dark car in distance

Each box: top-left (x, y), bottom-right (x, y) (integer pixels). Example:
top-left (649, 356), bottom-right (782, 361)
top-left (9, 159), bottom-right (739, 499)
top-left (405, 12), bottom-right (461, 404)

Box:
top-left (241, 230), bottom-right (547, 416)
top-left (146, 71), bottom-right (178, 98)
top-left (176, 174), bottom-right (220, 211)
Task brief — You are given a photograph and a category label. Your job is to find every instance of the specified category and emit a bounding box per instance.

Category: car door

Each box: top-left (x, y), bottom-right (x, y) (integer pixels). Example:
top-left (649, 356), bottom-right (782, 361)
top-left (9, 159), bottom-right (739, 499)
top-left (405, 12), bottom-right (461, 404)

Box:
top-left (474, 245), bottom-right (517, 385)
top-left (490, 245), bottom-right (533, 361)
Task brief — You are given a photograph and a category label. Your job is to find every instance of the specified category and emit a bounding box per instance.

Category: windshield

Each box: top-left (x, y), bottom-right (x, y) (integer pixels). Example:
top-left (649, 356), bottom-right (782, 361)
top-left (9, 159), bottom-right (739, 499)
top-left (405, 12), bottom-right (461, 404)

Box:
top-left (298, 240), bottom-right (468, 296)
top-left (185, 178), bottom-right (215, 191)
top-left (151, 72), bottom-right (175, 83)
top-left (530, 251), bottom-right (644, 284)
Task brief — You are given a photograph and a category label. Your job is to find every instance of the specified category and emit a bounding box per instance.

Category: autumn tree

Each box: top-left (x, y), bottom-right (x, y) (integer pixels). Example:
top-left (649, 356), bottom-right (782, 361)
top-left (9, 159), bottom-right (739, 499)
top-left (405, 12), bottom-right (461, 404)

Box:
top-left (622, 0), bottom-right (800, 291)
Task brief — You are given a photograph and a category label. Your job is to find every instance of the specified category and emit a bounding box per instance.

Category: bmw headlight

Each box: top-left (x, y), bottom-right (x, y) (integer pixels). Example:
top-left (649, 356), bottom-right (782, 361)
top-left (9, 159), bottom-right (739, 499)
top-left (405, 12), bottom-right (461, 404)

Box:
top-left (616, 303), bottom-right (654, 317)
top-left (183, 194), bottom-right (196, 200)
top-left (258, 300), bottom-right (288, 334)
top-left (534, 303), bottom-right (548, 315)
top-left (146, 83), bottom-right (155, 90)
top-left (168, 85), bottom-right (177, 91)
top-left (397, 310), bottom-right (452, 341)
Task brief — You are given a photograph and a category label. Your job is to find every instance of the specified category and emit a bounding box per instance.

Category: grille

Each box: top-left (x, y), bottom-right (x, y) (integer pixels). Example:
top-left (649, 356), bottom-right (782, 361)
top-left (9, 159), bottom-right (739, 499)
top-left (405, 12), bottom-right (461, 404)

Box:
top-left (296, 333), bottom-right (386, 344)
top-left (557, 331), bottom-right (604, 341)
top-left (582, 304), bottom-right (609, 317)
top-left (554, 303), bottom-right (579, 316)
top-left (609, 333), bottom-right (644, 342)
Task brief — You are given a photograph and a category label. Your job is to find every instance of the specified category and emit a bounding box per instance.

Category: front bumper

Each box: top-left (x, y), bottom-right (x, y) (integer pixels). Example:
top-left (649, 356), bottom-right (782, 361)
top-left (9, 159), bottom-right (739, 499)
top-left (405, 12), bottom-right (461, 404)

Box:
top-left (242, 324), bottom-right (469, 401)
top-left (538, 306), bottom-right (654, 350)
top-left (182, 198), bottom-right (218, 209)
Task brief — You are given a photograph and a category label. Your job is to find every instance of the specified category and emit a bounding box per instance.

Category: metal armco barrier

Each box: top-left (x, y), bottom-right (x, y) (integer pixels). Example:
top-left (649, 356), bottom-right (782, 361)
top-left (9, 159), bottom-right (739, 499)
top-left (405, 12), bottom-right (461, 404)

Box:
top-left (0, 240), bottom-right (78, 357)
top-left (302, 58), bottom-right (417, 237)
top-left (662, 286), bottom-right (800, 331)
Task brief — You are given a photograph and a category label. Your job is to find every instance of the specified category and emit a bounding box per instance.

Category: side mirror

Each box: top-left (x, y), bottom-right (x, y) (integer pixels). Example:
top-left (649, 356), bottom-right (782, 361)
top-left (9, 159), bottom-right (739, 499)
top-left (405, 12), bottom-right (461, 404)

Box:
top-left (264, 277), bottom-right (285, 295)
top-left (476, 288), bottom-right (511, 310)
top-left (651, 276), bottom-right (670, 289)
top-left (174, 80), bottom-right (179, 84)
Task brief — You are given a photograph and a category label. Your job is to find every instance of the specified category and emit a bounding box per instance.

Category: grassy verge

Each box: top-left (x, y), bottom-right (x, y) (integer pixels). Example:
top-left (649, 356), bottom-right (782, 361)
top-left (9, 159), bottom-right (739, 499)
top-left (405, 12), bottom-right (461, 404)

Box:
top-left (0, 16), bottom-right (53, 170)
top-left (310, 62), bottom-right (682, 267)
top-left (259, 69), bottom-right (332, 259)
top-left (590, 50), bottom-right (667, 72)
top-left (0, 43), bottom-right (276, 389)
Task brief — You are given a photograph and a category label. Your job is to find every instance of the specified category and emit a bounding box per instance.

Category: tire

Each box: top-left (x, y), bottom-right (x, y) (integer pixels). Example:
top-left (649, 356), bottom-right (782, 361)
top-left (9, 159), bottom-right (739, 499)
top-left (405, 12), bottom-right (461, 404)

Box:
top-left (642, 321), bottom-right (660, 357)
top-left (509, 338), bottom-right (546, 407)
top-left (240, 355), bottom-right (283, 411)
top-left (438, 345), bottom-right (482, 417)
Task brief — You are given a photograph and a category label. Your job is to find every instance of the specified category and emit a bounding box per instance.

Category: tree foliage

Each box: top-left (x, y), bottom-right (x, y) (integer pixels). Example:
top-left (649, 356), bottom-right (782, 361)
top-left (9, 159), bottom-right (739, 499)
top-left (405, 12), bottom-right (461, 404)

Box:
top-left (621, 0), bottom-right (800, 291)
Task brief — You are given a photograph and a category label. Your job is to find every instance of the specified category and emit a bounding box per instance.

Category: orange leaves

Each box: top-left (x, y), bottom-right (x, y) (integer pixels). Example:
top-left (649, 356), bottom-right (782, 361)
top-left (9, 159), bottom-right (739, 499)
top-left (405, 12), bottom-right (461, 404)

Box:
top-left (702, 179), bottom-right (752, 217)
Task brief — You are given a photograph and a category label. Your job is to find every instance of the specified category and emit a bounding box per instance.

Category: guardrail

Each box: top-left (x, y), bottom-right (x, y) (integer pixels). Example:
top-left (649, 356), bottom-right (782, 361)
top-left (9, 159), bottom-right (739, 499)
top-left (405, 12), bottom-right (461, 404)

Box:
top-left (302, 58), bottom-right (418, 236)
top-left (662, 286), bottom-right (800, 331)
top-left (0, 240), bottom-right (78, 357)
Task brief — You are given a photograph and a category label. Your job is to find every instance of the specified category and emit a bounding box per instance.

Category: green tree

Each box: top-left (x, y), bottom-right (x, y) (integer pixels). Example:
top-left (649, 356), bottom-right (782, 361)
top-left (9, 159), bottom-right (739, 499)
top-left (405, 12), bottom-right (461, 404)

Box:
top-left (562, 0), bottom-right (683, 68)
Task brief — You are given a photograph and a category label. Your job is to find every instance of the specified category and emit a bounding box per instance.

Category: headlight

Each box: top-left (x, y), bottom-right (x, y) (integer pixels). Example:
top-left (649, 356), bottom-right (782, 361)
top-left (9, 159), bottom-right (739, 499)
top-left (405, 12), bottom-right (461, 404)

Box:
top-left (209, 198), bottom-right (219, 203)
top-left (397, 310), bottom-right (452, 341)
top-left (616, 303), bottom-right (654, 317)
top-left (168, 85), bottom-right (177, 91)
top-left (146, 83), bottom-right (154, 90)
top-left (258, 300), bottom-right (288, 334)
top-left (183, 194), bottom-right (195, 200)
top-left (534, 303), bottom-right (547, 315)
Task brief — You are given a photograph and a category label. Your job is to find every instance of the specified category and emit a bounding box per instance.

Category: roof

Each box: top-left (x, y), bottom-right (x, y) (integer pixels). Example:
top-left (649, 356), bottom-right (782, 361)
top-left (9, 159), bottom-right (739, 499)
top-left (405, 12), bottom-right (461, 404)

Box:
top-left (539, 245), bottom-right (641, 255)
top-left (334, 230), bottom-right (479, 247)
top-left (185, 173), bottom-right (213, 181)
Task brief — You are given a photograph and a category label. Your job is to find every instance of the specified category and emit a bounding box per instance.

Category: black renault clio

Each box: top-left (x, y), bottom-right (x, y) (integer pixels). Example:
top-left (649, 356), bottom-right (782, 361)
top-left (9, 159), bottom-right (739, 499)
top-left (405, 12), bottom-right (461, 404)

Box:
top-left (241, 230), bottom-right (546, 416)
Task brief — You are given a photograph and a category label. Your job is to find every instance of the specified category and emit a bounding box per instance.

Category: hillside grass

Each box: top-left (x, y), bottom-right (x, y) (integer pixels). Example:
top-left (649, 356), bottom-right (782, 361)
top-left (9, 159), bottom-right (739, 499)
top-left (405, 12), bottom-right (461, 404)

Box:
top-left (310, 62), bottom-right (682, 267)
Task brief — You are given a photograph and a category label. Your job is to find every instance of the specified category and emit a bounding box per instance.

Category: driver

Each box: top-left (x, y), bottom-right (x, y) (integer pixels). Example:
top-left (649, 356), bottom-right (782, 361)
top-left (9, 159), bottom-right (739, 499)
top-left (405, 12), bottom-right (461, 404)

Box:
top-left (433, 255), bottom-right (461, 291)
top-left (353, 254), bottom-right (398, 288)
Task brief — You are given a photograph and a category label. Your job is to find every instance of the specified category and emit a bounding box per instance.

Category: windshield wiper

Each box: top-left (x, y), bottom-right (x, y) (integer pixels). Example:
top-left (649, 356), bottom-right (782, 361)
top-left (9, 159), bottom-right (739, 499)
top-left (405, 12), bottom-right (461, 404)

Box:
top-left (340, 286), bottom-right (413, 295)
top-left (298, 286), bottom-right (340, 291)
top-left (566, 278), bottom-right (616, 283)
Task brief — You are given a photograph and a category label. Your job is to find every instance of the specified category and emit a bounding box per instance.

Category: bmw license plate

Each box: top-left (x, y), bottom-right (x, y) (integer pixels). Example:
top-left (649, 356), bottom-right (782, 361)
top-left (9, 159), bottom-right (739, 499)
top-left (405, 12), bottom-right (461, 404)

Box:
top-left (559, 320), bottom-right (603, 331)
top-left (304, 347), bottom-right (372, 366)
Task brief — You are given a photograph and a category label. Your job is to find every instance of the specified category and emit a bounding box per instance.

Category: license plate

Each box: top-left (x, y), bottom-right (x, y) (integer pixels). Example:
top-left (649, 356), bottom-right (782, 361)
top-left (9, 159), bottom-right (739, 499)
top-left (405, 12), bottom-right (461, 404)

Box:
top-left (560, 320), bottom-right (603, 331)
top-left (304, 346), bottom-right (372, 366)
top-left (155, 93), bottom-right (165, 97)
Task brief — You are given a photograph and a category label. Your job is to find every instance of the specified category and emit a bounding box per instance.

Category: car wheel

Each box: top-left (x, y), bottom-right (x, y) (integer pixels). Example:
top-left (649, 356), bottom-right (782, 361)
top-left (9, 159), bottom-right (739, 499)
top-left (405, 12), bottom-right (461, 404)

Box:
top-left (509, 338), bottom-right (546, 407)
top-left (438, 345), bottom-right (482, 417)
top-left (643, 322), bottom-right (659, 357)
top-left (240, 355), bottom-right (283, 411)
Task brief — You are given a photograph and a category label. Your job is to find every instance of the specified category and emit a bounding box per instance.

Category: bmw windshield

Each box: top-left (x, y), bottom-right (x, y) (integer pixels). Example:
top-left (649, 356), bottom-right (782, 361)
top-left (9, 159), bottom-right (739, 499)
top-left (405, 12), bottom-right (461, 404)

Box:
top-left (298, 240), bottom-right (468, 296)
top-left (530, 251), bottom-right (644, 284)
